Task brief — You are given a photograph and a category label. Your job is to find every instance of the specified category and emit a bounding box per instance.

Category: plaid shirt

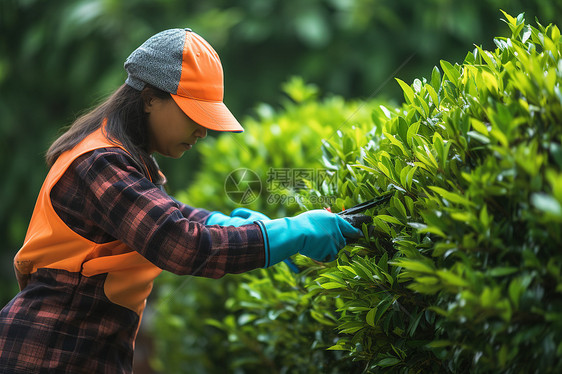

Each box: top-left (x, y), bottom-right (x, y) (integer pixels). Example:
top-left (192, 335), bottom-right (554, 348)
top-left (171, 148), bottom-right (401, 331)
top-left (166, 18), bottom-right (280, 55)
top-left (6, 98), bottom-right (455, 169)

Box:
top-left (0, 147), bottom-right (265, 373)
top-left (50, 148), bottom-right (265, 276)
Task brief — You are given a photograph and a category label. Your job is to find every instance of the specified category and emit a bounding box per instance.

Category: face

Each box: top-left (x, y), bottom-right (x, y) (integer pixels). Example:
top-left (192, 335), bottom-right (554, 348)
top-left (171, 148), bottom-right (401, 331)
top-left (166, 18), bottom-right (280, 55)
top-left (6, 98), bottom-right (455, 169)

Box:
top-left (145, 96), bottom-right (207, 158)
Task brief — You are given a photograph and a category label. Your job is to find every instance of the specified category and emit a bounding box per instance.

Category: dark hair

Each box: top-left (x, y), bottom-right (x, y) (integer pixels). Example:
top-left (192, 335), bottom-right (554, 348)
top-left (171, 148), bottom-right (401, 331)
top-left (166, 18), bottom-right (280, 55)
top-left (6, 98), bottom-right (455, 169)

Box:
top-left (46, 83), bottom-right (169, 183)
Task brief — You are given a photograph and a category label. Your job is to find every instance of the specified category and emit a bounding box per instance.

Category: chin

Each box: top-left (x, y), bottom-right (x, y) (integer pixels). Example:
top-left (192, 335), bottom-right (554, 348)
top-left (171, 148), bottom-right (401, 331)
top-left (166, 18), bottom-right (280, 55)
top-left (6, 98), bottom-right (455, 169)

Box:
top-left (157, 151), bottom-right (184, 159)
top-left (169, 152), bottom-right (184, 159)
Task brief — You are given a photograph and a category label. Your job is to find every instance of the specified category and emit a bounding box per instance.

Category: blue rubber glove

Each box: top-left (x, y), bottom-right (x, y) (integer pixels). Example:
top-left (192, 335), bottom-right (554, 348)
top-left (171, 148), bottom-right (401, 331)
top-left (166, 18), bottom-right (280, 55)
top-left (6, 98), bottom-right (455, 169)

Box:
top-left (206, 208), bottom-right (271, 227)
top-left (255, 210), bottom-right (363, 267)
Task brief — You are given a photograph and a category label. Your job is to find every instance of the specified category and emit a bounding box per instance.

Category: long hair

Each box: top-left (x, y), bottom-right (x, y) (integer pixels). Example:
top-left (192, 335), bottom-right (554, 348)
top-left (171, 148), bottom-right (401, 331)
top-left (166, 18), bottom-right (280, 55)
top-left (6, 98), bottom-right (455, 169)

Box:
top-left (46, 84), bottom-right (169, 183)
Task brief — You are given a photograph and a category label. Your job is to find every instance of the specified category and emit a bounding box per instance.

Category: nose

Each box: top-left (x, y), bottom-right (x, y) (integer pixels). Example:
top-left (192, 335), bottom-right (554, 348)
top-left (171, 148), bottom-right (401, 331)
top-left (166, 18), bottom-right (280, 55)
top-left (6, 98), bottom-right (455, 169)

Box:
top-left (195, 124), bottom-right (207, 139)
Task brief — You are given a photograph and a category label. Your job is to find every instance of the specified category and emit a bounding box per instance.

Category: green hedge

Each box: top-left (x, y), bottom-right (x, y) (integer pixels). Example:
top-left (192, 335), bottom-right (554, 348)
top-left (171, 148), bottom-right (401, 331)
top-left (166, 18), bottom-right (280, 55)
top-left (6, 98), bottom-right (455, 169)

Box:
top-left (152, 12), bottom-right (562, 373)
top-left (304, 11), bottom-right (562, 372)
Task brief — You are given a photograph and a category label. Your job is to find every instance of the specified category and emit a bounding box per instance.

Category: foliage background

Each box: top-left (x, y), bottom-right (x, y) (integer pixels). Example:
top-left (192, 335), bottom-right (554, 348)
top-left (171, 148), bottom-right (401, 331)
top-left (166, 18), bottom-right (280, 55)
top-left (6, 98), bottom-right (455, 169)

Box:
top-left (1, 0), bottom-right (561, 372)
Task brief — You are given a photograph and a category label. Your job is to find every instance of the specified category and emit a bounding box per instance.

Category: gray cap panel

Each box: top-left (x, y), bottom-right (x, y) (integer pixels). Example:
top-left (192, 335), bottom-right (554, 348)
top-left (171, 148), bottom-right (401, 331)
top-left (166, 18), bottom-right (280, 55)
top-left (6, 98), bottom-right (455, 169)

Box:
top-left (124, 29), bottom-right (186, 93)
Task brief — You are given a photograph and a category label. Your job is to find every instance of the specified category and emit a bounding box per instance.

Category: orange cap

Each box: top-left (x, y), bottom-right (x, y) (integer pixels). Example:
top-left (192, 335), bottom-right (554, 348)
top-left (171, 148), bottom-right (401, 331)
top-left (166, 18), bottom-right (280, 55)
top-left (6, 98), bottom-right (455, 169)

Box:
top-left (125, 28), bottom-right (243, 133)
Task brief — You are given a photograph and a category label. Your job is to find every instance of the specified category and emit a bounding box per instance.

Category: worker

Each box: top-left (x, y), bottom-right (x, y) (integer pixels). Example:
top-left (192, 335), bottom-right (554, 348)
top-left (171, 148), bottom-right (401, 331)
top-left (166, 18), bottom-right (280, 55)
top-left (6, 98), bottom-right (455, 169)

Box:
top-left (0, 28), bottom-right (361, 373)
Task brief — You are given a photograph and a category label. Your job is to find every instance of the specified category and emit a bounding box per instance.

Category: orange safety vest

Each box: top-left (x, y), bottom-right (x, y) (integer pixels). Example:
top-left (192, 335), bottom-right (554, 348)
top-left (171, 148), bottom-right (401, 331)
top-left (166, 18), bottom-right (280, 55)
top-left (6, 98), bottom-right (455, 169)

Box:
top-left (14, 126), bottom-right (162, 319)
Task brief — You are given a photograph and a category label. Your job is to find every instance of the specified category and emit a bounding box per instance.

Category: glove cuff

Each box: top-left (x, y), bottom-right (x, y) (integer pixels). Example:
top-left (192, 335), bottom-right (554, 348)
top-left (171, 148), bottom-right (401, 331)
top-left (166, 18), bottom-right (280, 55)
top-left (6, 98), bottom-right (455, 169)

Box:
top-left (256, 219), bottom-right (299, 267)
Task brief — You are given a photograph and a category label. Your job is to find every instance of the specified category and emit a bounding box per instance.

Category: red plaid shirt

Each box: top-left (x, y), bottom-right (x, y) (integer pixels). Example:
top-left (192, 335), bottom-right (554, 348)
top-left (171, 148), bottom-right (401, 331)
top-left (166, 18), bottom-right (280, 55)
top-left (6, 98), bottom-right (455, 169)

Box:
top-left (0, 147), bottom-right (265, 373)
top-left (50, 148), bottom-right (265, 276)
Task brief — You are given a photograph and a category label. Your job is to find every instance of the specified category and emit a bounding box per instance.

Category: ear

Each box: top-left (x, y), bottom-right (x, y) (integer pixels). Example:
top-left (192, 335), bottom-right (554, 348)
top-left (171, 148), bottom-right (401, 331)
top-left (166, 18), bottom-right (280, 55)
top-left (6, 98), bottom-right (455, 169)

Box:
top-left (143, 95), bottom-right (155, 113)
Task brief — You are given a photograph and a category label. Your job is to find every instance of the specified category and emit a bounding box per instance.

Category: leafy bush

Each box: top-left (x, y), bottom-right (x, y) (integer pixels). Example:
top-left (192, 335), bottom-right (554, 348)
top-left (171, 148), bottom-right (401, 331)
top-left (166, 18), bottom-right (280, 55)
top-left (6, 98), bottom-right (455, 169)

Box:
top-left (152, 12), bottom-right (562, 373)
top-left (307, 11), bottom-right (562, 372)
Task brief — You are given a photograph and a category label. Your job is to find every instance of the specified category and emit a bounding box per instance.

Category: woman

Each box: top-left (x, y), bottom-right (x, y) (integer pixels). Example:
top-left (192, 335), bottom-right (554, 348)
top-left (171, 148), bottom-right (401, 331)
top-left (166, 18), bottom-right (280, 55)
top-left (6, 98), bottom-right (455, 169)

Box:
top-left (0, 28), bottom-right (361, 373)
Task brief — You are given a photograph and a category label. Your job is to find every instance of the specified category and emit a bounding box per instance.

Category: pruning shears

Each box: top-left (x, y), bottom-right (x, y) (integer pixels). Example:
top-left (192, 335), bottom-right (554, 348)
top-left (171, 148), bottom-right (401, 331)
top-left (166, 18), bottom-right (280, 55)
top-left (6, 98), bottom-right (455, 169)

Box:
top-left (282, 192), bottom-right (393, 273)
top-left (337, 192), bottom-right (393, 228)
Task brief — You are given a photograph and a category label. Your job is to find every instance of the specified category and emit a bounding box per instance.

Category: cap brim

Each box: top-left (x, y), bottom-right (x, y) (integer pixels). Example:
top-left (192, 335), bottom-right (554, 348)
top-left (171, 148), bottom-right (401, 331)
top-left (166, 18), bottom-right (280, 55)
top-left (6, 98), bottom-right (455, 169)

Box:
top-left (171, 94), bottom-right (244, 133)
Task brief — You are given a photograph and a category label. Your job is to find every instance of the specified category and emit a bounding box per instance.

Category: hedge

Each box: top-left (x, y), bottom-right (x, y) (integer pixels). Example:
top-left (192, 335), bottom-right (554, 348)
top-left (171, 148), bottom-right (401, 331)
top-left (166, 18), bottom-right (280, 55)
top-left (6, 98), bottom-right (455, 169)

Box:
top-left (303, 11), bottom-right (562, 372)
top-left (151, 12), bottom-right (562, 373)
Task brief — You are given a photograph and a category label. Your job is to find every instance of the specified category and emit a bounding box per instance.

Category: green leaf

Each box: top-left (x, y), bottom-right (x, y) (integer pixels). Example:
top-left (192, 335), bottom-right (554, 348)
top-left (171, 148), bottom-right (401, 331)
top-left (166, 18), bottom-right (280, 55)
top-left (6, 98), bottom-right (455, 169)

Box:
top-left (475, 45), bottom-right (498, 70)
top-left (377, 161), bottom-right (392, 180)
top-left (366, 307), bottom-right (377, 327)
top-left (488, 267), bottom-right (519, 277)
top-left (339, 321), bottom-right (365, 334)
top-left (404, 195), bottom-right (415, 216)
top-left (435, 270), bottom-right (469, 288)
top-left (374, 297), bottom-right (394, 324)
top-left (414, 148), bottom-right (438, 171)
top-left (205, 318), bottom-right (225, 330)
top-left (406, 121), bottom-right (421, 147)
top-left (379, 252), bottom-right (389, 273)
top-left (320, 282), bottom-right (346, 289)
top-left (353, 261), bottom-right (374, 280)
top-left (376, 357), bottom-right (401, 367)
top-left (451, 211), bottom-right (473, 222)
top-left (384, 130), bottom-right (409, 157)
top-left (468, 130), bottom-right (490, 144)
top-left (415, 93), bottom-right (431, 117)
top-left (408, 312), bottom-right (424, 337)
top-left (377, 215), bottom-right (402, 225)
top-left (353, 164), bottom-right (380, 175)
top-left (427, 340), bottom-right (454, 348)
top-left (490, 128), bottom-right (509, 147)
top-left (433, 132), bottom-right (445, 166)
top-left (415, 276), bottom-right (439, 285)
top-left (431, 66), bottom-right (442, 89)
top-left (392, 196), bottom-right (408, 219)
top-left (471, 118), bottom-right (489, 135)
top-left (338, 265), bottom-right (357, 277)
top-left (400, 166), bottom-right (410, 189)
top-left (406, 166), bottom-right (418, 190)
top-left (396, 78), bottom-right (415, 104)
top-left (428, 186), bottom-right (475, 207)
top-left (418, 226), bottom-right (447, 238)
top-left (426, 84), bottom-right (439, 107)
top-left (391, 258), bottom-right (435, 273)
top-left (327, 344), bottom-right (347, 351)
top-left (320, 272), bottom-right (346, 284)
top-left (440, 60), bottom-right (460, 87)
top-left (311, 310), bottom-right (337, 326)
top-left (500, 9), bottom-right (518, 27)
top-left (373, 217), bottom-right (392, 235)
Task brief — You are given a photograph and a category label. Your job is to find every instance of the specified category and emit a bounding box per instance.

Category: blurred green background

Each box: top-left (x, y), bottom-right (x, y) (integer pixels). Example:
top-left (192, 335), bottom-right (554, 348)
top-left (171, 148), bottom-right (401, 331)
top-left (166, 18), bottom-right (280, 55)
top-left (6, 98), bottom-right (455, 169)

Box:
top-left (0, 0), bottom-right (560, 359)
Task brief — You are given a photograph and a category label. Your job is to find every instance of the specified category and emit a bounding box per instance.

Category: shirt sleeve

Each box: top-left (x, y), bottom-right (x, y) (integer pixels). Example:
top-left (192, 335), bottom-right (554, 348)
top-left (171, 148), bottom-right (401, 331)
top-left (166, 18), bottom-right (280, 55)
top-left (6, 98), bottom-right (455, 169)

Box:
top-left (169, 196), bottom-right (212, 224)
top-left (69, 148), bottom-right (266, 277)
